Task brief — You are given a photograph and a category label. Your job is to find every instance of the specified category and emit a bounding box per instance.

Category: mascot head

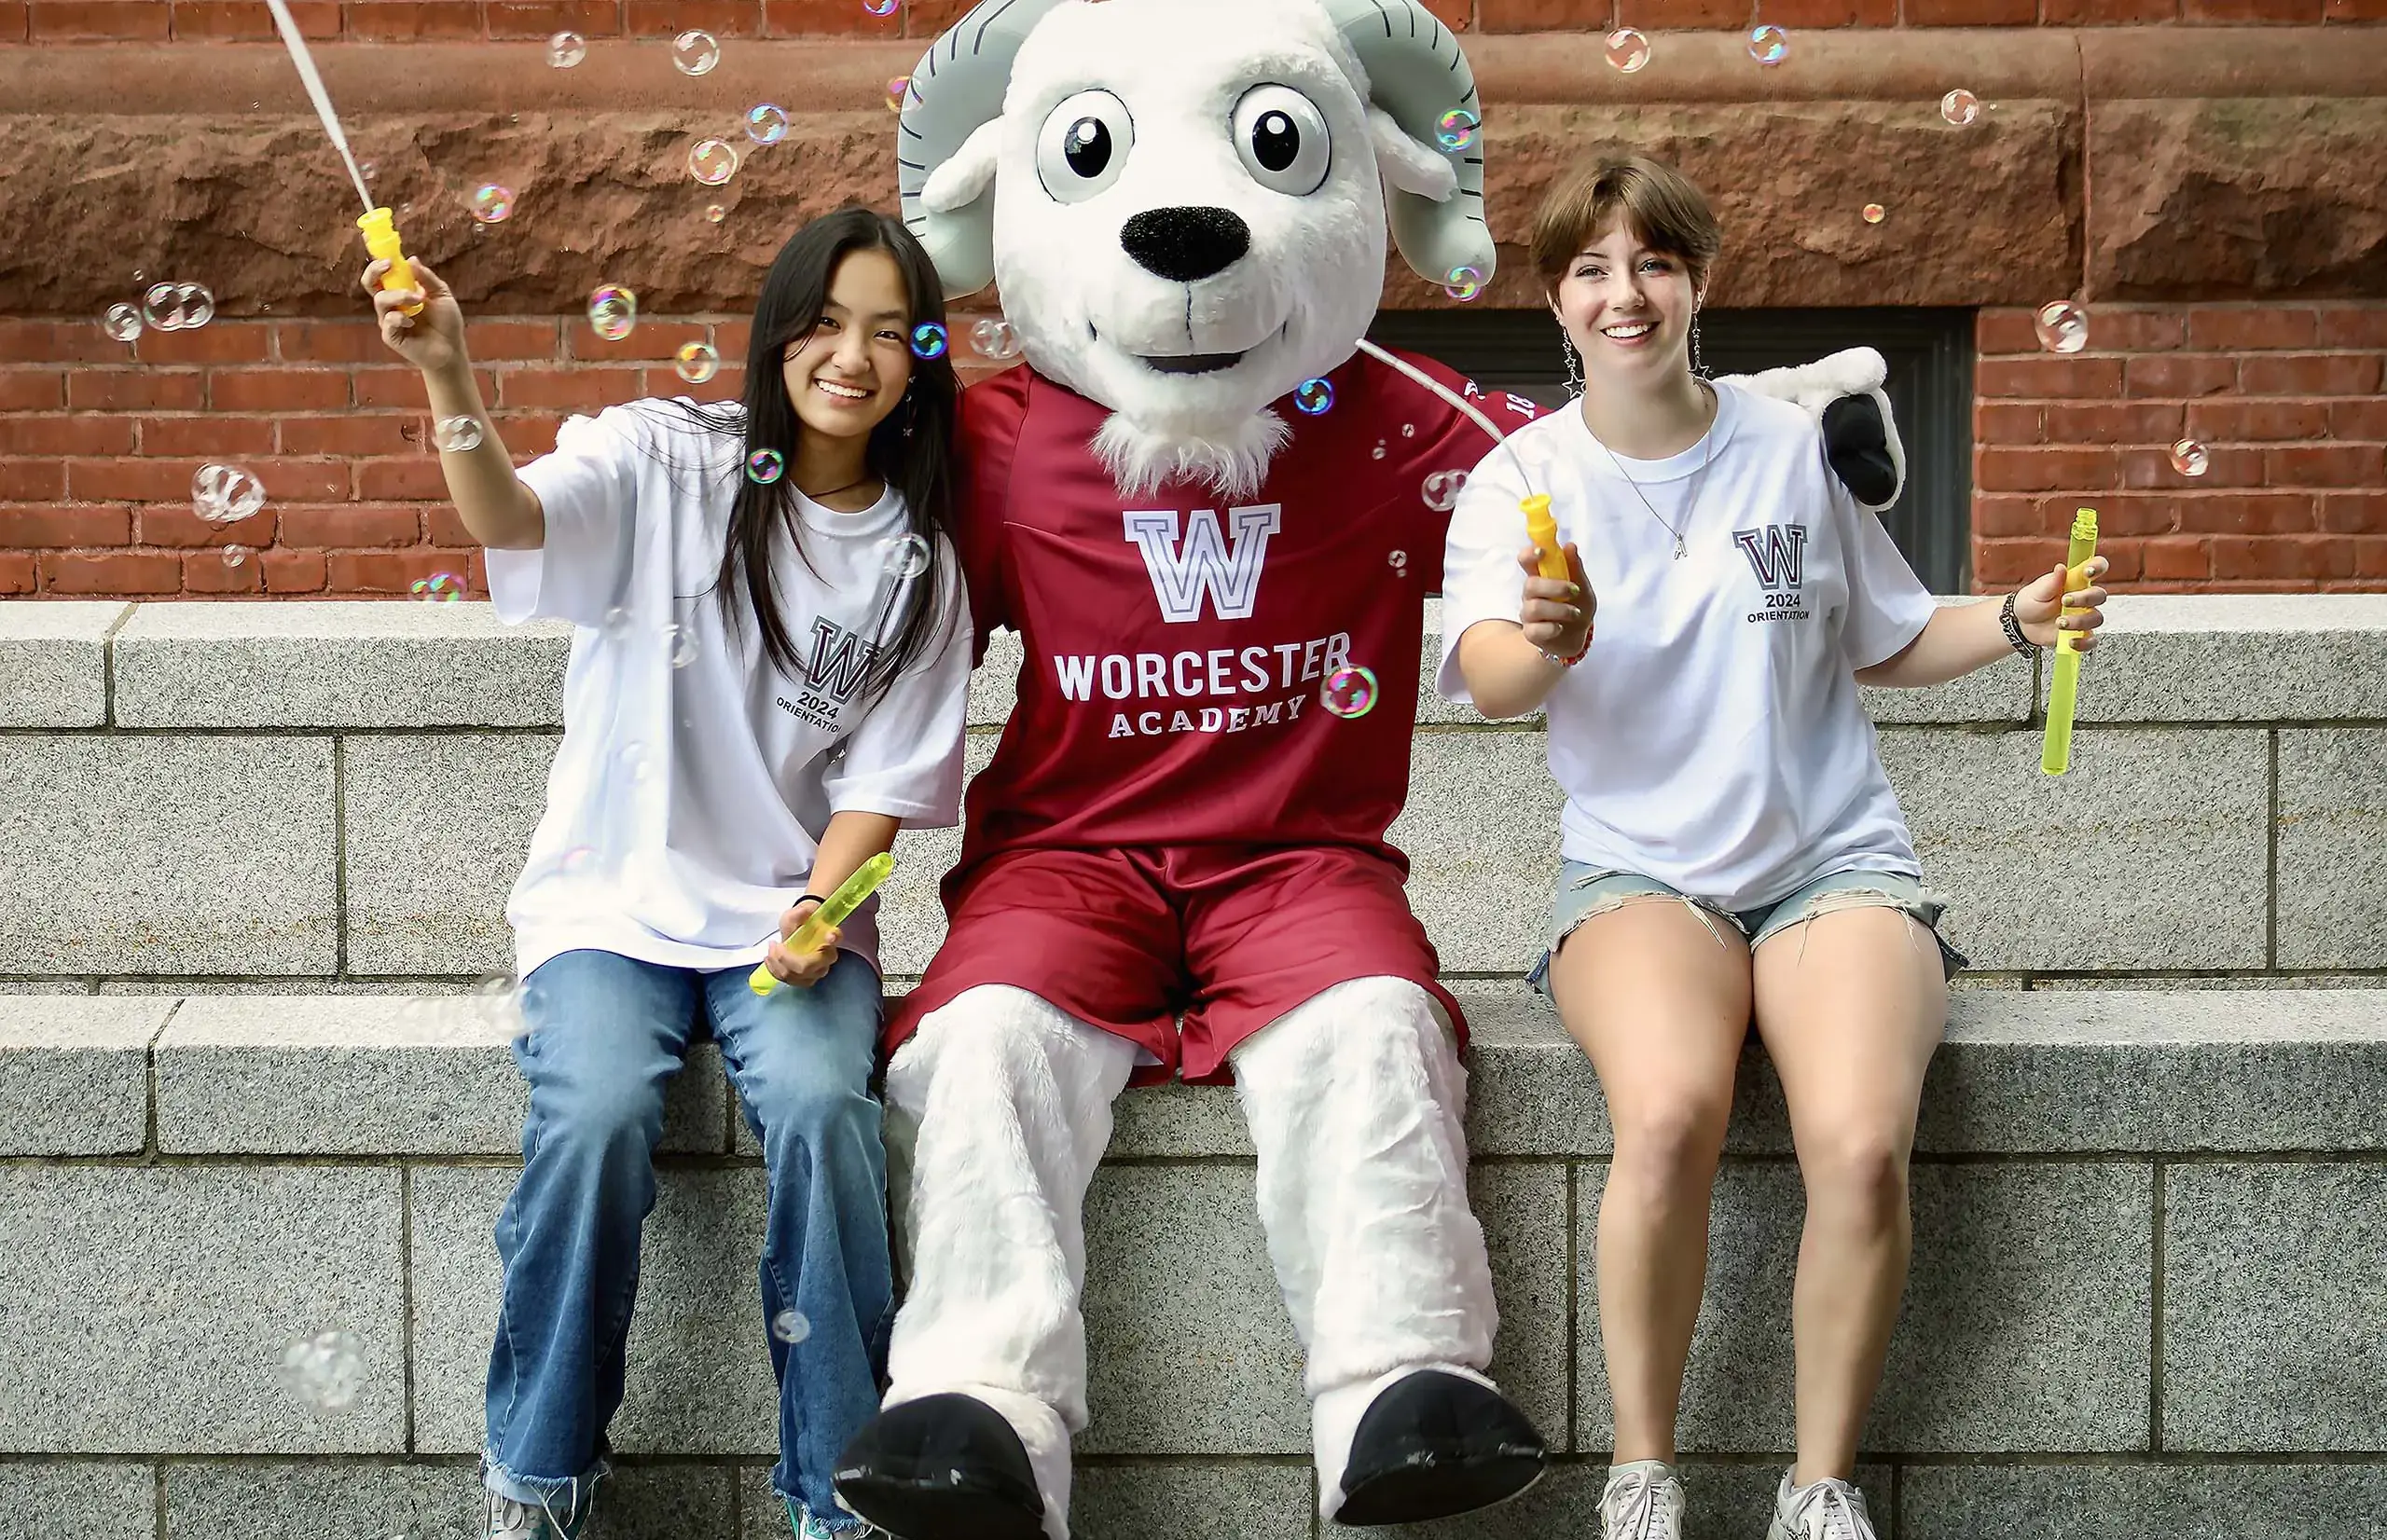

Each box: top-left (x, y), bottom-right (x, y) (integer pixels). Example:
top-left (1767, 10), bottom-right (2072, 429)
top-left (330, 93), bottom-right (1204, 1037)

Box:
top-left (898, 0), bottom-right (1492, 497)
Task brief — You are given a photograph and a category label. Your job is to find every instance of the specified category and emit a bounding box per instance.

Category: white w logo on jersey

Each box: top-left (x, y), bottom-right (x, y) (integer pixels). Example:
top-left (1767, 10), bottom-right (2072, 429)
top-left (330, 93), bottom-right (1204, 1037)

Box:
top-left (1122, 505), bottom-right (1283, 624)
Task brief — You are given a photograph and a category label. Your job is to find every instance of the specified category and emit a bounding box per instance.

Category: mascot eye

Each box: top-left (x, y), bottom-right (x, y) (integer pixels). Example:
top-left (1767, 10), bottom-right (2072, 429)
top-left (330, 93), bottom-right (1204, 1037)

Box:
top-left (1035, 90), bottom-right (1135, 204)
top-left (1231, 85), bottom-right (1330, 197)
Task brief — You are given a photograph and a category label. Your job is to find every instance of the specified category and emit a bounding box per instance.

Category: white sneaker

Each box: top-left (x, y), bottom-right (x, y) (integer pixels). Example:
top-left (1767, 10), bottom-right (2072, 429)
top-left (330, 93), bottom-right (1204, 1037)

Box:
top-left (1599, 1459), bottom-right (1685, 1540)
top-left (1766, 1470), bottom-right (1879, 1540)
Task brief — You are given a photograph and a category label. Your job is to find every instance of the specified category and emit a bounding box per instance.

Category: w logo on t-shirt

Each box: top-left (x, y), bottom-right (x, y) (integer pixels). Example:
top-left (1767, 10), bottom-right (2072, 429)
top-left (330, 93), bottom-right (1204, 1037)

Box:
top-left (1123, 505), bottom-right (1283, 624)
top-left (1733, 524), bottom-right (1810, 591)
top-left (804, 617), bottom-right (882, 703)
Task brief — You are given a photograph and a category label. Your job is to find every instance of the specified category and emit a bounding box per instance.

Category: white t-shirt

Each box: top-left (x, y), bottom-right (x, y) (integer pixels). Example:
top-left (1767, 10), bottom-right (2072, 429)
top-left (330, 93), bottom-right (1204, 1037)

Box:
top-left (489, 400), bottom-right (973, 980)
top-left (1437, 380), bottom-right (1938, 913)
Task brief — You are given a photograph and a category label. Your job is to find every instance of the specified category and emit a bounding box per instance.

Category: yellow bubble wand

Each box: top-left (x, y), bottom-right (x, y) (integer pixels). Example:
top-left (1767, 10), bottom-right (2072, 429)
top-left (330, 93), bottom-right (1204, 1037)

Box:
top-left (261, 0), bottom-right (422, 317)
top-left (2039, 507), bottom-right (2100, 776)
top-left (749, 852), bottom-right (896, 995)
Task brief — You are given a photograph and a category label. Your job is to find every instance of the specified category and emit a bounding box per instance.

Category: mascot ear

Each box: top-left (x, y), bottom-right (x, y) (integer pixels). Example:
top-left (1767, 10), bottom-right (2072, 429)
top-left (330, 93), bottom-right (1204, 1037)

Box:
top-left (1369, 107), bottom-right (1456, 201)
top-left (899, 0), bottom-right (1070, 299)
top-left (1716, 345), bottom-right (1909, 513)
top-left (1323, 0), bottom-right (1496, 289)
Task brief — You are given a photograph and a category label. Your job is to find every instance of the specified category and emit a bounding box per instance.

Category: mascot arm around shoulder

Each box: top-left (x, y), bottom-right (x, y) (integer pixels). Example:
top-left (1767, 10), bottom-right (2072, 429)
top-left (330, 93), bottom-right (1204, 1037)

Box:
top-left (832, 4), bottom-right (1898, 1540)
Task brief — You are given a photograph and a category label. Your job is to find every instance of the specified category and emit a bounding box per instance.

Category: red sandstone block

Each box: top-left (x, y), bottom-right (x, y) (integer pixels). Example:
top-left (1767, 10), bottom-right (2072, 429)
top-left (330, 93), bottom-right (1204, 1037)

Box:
top-left (0, 462), bottom-right (66, 502)
top-left (1978, 357), bottom-right (2127, 401)
top-left (0, 4), bottom-right (27, 40)
top-left (138, 506), bottom-right (275, 549)
top-left (2140, 536), bottom-right (2212, 581)
top-left (626, 0), bottom-right (759, 34)
top-left (325, 548), bottom-right (470, 594)
top-left (211, 369), bottom-right (351, 412)
top-left (2240, 353), bottom-right (2382, 396)
top-left (2268, 444), bottom-right (2384, 488)
top-left (2173, 492), bottom-right (2318, 535)
top-left (2320, 493), bottom-right (2387, 534)
top-left (356, 458), bottom-right (453, 500)
top-left (0, 508), bottom-right (131, 549)
top-left (133, 325), bottom-right (272, 365)
top-left (763, 0), bottom-right (897, 34)
top-left (263, 547), bottom-right (328, 592)
top-left (1906, 0), bottom-right (2034, 22)
top-left (184, 550), bottom-right (266, 594)
top-left (2209, 534), bottom-right (2355, 580)
top-left (2328, 0), bottom-right (2387, 19)
top-left (2183, 0), bottom-right (2320, 17)
top-left (1976, 447), bottom-right (2120, 494)
top-left (0, 321), bottom-right (131, 365)
top-left (2042, 401), bottom-right (2185, 446)
top-left (172, 1), bottom-right (340, 37)
top-left (2315, 309), bottom-right (2387, 348)
top-left (0, 416), bottom-right (135, 455)
top-left (30, 1), bottom-right (170, 37)
top-left (278, 504), bottom-right (424, 548)
top-left (0, 372), bottom-right (62, 411)
top-left (487, 0), bottom-right (621, 36)
top-left (2186, 308), bottom-right (2319, 351)
top-left (278, 414), bottom-right (423, 457)
top-left (2186, 400), bottom-right (2333, 442)
top-left (0, 556), bottom-right (34, 595)
top-left (138, 416), bottom-right (276, 457)
top-left (2331, 399), bottom-right (2387, 440)
top-left (354, 367), bottom-right (492, 408)
top-left (2041, 0), bottom-right (2176, 21)
top-left (44, 552), bottom-right (185, 594)
top-left (69, 371), bottom-right (205, 411)
top-left (2124, 354), bottom-right (2236, 398)
top-left (496, 366), bottom-right (643, 410)
top-left (349, 1), bottom-right (484, 40)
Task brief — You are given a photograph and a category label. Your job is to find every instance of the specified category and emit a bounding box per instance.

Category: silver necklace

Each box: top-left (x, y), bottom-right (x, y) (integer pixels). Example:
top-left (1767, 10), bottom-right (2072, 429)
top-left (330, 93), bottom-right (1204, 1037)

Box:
top-left (1590, 380), bottom-right (1717, 560)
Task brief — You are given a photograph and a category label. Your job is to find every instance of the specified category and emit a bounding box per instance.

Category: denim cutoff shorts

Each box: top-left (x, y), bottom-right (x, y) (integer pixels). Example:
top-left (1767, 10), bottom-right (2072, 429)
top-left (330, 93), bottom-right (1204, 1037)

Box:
top-left (1525, 861), bottom-right (1970, 997)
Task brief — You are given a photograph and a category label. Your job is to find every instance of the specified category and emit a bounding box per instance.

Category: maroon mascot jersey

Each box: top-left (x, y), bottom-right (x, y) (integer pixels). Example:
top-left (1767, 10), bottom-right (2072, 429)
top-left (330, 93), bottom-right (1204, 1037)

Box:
top-left (884, 347), bottom-right (1543, 1081)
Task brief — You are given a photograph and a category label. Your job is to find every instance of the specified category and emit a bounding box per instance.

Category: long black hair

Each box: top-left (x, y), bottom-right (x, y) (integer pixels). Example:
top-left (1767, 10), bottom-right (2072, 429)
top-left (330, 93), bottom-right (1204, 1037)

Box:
top-left (674, 204), bottom-right (961, 700)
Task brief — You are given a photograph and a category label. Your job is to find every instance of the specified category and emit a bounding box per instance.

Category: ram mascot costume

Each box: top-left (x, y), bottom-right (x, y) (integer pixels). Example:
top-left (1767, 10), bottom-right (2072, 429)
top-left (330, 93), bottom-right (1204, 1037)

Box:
top-left (832, 1), bottom-right (1906, 1536)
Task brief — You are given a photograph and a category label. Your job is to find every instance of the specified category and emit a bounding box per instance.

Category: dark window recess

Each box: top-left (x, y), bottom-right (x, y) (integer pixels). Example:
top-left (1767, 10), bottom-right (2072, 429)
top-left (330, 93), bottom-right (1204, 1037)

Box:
top-left (1365, 308), bottom-right (1976, 593)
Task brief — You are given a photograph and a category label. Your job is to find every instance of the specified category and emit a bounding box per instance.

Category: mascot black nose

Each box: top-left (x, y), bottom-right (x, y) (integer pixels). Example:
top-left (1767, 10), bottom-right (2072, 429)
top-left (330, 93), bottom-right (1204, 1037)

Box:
top-left (1121, 207), bottom-right (1251, 283)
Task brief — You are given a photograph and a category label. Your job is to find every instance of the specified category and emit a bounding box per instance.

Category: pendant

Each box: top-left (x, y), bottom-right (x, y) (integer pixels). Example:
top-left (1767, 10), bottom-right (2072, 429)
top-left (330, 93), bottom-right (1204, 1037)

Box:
top-left (1672, 534), bottom-right (1687, 559)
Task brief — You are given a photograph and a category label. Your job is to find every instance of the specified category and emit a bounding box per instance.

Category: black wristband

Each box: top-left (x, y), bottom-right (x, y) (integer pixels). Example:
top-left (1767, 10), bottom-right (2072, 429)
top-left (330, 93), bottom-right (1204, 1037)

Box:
top-left (1999, 590), bottom-right (2035, 654)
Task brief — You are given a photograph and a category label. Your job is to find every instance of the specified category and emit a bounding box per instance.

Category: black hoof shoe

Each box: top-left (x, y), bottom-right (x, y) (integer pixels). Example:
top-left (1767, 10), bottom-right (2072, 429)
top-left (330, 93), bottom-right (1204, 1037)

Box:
top-left (1333, 1370), bottom-right (1549, 1527)
top-left (833, 1394), bottom-right (1046, 1540)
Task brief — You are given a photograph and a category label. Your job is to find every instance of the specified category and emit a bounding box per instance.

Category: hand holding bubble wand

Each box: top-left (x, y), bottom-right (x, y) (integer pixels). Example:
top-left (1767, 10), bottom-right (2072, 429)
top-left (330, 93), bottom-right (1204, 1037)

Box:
top-left (751, 853), bottom-right (896, 995)
top-left (2039, 507), bottom-right (2101, 777)
top-left (260, 0), bottom-right (422, 317)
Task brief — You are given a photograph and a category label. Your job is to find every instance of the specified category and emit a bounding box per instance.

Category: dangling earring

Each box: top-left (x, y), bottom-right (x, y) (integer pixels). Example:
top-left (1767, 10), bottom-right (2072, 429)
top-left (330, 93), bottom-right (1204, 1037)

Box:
top-left (1690, 306), bottom-right (1705, 378)
top-left (901, 388), bottom-right (917, 439)
top-left (1560, 328), bottom-right (1585, 400)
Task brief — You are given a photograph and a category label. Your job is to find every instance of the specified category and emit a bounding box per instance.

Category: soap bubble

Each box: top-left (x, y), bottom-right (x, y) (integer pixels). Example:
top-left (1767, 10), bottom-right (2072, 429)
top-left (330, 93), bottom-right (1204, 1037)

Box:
top-left (1401, 423), bottom-right (1416, 437)
top-left (144, 282), bottom-right (214, 332)
top-left (909, 322), bottom-right (948, 360)
top-left (746, 103), bottom-right (790, 144)
top-left (1371, 440), bottom-right (1387, 460)
top-left (1321, 666), bottom-right (1379, 720)
top-left (1293, 378), bottom-right (1333, 416)
top-left (704, 204), bottom-right (726, 224)
top-left (1605, 28), bottom-right (1650, 73)
top-left (772, 1309), bottom-right (812, 1344)
top-left (969, 317), bottom-right (1021, 362)
top-left (221, 545), bottom-right (248, 568)
top-left (2034, 300), bottom-right (2088, 354)
top-left (1421, 469), bottom-right (1469, 512)
top-left (588, 284), bottom-right (637, 342)
top-left (863, 0), bottom-right (898, 14)
top-left (433, 416), bottom-right (484, 452)
top-left (1443, 265), bottom-right (1484, 302)
top-left (547, 30), bottom-right (585, 66)
top-left (410, 573), bottom-right (464, 601)
top-left (103, 303), bottom-right (142, 342)
top-left (469, 185), bottom-right (514, 224)
top-left (1388, 550), bottom-right (1409, 573)
top-left (688, 137), bottom-right (739, 186)
top-left (193, 463), bottom-right (266, 524)
top-left (662, 622), bottom-right (698, 667)
top-left (746, 448), bottom-right (785, 485)
top-left (602, 606), bottom-right (634, 639)
top-left (472, 971), bottom-right (521, 1028)
top-left (2170, 438), bottom-right (2210, 477)
top-left (278, 1329), bottom-right (366, 1416)
top-left (1435, 106), bottom-right (1480, 152)
top-left (1747, 23), bottom-right (1788, 64)
top-left (618, 742), bottom-right (653, 785)
top-left (1941, 88), bottom-right (1980, 127)
top-left (877, 531), bottom-right (932, 581)
top-left (1862, 202), bottom-right (1886, 225)
top-left (671, 29), bottom-right (719, 75)
top-left (885, 76), bottom-right (910, 112)
top-left (675, 342), bottom-right (721, 384)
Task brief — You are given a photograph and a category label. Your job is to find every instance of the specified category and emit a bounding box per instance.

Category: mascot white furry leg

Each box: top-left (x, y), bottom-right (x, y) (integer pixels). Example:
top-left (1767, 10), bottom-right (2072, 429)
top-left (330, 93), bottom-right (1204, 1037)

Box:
top-left (849, 979), bottom-right (1538, 1540)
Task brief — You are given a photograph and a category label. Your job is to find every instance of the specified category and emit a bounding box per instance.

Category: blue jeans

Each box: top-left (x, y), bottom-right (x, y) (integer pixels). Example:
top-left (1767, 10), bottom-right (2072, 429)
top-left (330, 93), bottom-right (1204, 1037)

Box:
top-left (482, 948), bottom-right (892, 1530)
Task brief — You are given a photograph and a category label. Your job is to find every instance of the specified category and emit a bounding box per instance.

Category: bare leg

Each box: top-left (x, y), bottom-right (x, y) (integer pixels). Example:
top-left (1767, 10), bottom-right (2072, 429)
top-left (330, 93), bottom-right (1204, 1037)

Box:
top-left (1751, 904), bottom-right (1946, 1487)
top-left (1546, 897), bottom-right (1751, 1465)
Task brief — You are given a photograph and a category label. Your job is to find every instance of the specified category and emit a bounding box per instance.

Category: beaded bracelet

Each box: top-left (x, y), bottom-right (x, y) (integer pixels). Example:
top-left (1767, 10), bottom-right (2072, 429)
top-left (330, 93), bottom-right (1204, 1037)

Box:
top-left (1998, 591), bottom-right (2035, 655)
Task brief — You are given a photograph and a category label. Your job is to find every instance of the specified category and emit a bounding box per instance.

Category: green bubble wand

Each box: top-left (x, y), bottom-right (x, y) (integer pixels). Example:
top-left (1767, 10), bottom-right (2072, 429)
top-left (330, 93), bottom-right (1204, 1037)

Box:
top-left (749, 852), bottom-right (896, 995)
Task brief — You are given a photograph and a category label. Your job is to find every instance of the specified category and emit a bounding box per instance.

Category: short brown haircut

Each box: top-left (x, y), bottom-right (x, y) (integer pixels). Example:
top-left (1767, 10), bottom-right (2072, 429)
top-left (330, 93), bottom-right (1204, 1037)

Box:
top-left (1529, 154), bottom-right (1722, 300)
